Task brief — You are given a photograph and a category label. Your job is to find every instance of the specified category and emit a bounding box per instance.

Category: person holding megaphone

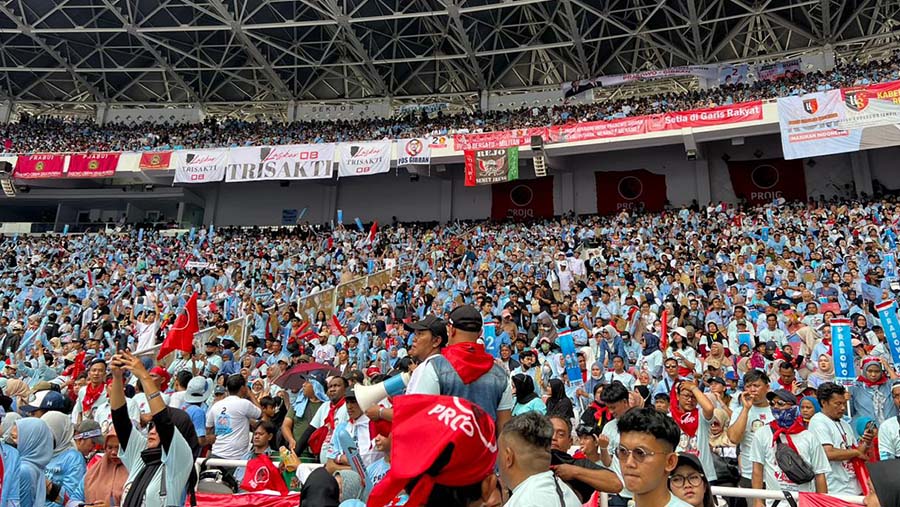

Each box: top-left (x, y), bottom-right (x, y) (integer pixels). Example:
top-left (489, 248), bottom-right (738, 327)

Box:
top-left (366, 314), bottom-right (447, 422)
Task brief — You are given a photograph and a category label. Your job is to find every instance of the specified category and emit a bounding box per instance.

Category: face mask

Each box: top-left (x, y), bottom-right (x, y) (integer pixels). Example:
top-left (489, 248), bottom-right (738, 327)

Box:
top-left (772, 406), bottom-right (800, 428)
top-left (541, 343), bottom-right (551, 353)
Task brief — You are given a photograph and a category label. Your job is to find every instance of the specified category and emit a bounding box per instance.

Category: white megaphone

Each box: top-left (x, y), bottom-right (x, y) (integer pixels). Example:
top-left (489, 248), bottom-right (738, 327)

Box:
top-left (354, 372), bottom-right (410, 411)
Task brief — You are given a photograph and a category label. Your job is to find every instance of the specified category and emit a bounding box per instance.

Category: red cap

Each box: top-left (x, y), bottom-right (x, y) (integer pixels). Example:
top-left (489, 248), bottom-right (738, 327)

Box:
top-left (149, 366), bottom-right (171, 391)
top-left (366, 395), bottom-right (497, 507)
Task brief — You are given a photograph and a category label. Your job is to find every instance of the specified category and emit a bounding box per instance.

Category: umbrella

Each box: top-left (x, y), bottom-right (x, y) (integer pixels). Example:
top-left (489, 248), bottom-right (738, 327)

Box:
top-left (275, 362), bottom-right (341, 391)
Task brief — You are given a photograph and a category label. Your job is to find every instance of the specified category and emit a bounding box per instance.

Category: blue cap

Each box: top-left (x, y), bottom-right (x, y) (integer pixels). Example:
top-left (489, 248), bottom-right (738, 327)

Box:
top-left (20, 390), bottom-right (67, 413)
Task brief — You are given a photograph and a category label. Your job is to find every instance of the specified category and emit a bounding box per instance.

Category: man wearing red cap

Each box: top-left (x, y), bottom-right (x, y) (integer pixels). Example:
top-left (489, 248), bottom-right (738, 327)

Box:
top-left (409, 305), bottom-right (513, 430)
top-left (366, 394), bottom-right (500, 507)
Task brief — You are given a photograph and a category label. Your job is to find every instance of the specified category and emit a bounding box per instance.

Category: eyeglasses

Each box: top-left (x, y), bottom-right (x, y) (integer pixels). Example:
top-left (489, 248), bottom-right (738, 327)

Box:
top-left (614, 445), bottom-right (661, 463)
top-left (670, 474), bottom-right (704, 488)
top-left (665, 365), bottom-right (678, 369)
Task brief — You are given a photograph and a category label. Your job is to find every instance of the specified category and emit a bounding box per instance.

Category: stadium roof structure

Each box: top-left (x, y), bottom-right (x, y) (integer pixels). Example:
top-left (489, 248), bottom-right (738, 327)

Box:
top-left (0, 0), bottom-right (897, 115)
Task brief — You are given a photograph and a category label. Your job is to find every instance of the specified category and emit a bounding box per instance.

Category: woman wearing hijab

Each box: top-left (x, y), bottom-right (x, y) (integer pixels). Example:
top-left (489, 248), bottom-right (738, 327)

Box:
top-left (546, 378), bottom-right (574, 419)
top-left (14, 417), bottom-right (54, 507)
top-left (41, 411), bottom-right (86, 507)
top-left (108, 351), bottom-right (195, 507)
top-left (511, 374), bottom-right (546, 416)
top-left (3, 378), bottom-right (29, 410)
top-left (807, 354), bottom-right (835, 389)
top-left (800, 396), bottom-right (821, 426)
top-left (1, 413), bottom-right (21, 507)
top-left (84, 428), bottom-right (128, 507)
top-left (635, 333), bottom-right (663, 380)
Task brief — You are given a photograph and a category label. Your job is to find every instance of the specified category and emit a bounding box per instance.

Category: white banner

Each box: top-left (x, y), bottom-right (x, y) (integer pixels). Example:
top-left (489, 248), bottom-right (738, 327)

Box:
top-left (396, 138), bottom-right (432, 166)
top-left (338, 141), bottom-right (392, 177)
top-left (225, 144), bottom-right (335, 182)
top-left (174, 150), bottom-right (227, 184)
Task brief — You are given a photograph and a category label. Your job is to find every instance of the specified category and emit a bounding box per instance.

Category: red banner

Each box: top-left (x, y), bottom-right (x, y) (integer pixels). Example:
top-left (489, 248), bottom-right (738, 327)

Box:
top-left (727, 158), bottom-right (807, 205)
top-left (186, 492), bottom-right (299, 507)
top-left (67, 152), bottom-right (120, 178)
top-left (139, 151), bottom-right (173, 170)
top-left (454, 127), bottom-right (548, 151)
top-left (491, 176), bottom-right (554, 220)
top-left (456, 102), bottom-right (764, 149)
top-left (595, 169), bottom-right (667, 215)
top-left (13, 154), bottom-right (65, 179)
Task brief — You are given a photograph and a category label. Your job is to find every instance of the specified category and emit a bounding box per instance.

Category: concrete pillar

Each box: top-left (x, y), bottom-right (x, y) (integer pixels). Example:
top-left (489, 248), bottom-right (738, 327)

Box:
top-left (0, 99), bottom-right (13, 124)
top-left (287, 100), bottom-right (297, 122)
top-left (96, 103), bottom-right (109, 126)
top-left (202, 183), bottom-right (220, 226)
top-left (850, 151), bottom-right (874, 197)
top-left (176, 202), bottom-right (186, 225)
top-left (695, 155), bottom-right (712, 206)
top-left (559, 172), bottom-right (575, 215)
top-left (480, 90), bottom-right (489, 112)
top-left (439, 179), bottom-right (453, 224)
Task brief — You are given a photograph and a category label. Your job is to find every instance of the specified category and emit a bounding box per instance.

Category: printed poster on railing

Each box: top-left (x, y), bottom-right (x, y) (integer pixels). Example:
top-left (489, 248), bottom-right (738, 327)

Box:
top-left (396, 138), bottom-right (431, 166)
top-left (174, 149), bottom-right (227, 184)
top-left (225, 144), bottom-right (335, 182)
top-left (337, 141), bottom-right (391, 177)
top-left (777, 80), bottom-right (900, 159)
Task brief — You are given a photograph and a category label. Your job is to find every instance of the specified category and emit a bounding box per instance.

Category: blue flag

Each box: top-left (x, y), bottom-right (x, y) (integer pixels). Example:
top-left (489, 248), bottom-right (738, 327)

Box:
top-left (877, 301), bottom-right (900, 371)
top-left (831, 318), bottom-right (855, 382)
top-left (337, 209), bottom-right (343, 224)
top-left (138, 228), bottom-right (144, 243)
top-left (62, 224), bottom-right (69, 235)
top-left (189, 227), bottom-right (195, 242)
top-left (354, 218), bottom-right (364, 232)
top-left (556, 330), bottom-right (583, 386)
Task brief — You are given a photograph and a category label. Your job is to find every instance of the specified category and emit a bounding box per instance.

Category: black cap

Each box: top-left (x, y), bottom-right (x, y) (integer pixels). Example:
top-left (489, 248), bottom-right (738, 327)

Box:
top-left (675, 453), bottom-right (705, 475)
top-left (345, 389), bottom-right (357, 401)
top-left (448, 305), bottom-right (483, 333)
top-left (404, 315), bottom-right (448, 344)
top-left (707, 377), bottom-right (726, 387)
top-left (766, 389), bottom-right (798, 405)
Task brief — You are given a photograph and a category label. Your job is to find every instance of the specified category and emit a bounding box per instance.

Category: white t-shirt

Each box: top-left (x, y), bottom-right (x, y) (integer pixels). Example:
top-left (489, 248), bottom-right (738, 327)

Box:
top-left (505, 470), bottom-right (582, 507)
top-left (601, 419), bottom-right (633, 499)
top-left (660, 495), bottom-right (693, 507)
top-left (135, 320), bottom-right (159, 352)
top-left (807, 412), bottom-right (863, 495)
top-left (878, 415), bottom-right (900, 460)
top-left (206, 395), bottom-right (262, 460)
top-left (310, 401), bottom-right (350, 463)
top-left (168, 391), bottom-right (186, 409)
top-left (750, 425), bottom-right (829, 506)
top-left (406, 353), bottom-right (439, 393)
top-left (72, 384), bottom-right (109, 422)
top-left (675, 409), bottom-right (718, 482)
top-left (729, 403), bottom-right (774, 479)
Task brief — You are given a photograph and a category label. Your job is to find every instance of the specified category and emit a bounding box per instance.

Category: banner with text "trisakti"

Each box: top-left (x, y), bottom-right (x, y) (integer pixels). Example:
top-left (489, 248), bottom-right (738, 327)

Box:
top-left (225, 144), bottom-right (335, 182)
top-left (464, 147), bottom-right (519, 186)
top-left (337, 141), bottom-right (391, 177)
top-left (174, 149), bottom-right (227, 184)
top-left (396, 138), bottom-right (431, 166)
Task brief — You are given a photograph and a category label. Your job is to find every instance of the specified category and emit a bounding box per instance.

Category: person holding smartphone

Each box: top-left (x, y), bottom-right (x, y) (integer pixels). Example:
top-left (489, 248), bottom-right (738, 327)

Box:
top-left (108, 351), bottom-right (195, 507)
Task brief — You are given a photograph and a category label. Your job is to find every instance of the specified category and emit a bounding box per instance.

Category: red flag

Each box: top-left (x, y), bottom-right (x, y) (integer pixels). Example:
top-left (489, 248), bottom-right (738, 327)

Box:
top-left (239, 454), bottom-right (288, 495)
top-left (157, 292), bottom-right (199, 359)
top-left (139, 151), bottom-right (173, 170)
top-left (331, 315), bottom-right (345, 337)
top-left (368, 221), bottom-right (378, 243)
top-left (86, 270), bottom-right (94, 288)
top-left (67, 153), bottom-right (120, 178)
top-left (797, 493), bottom-right (857, 507)
top-left (660, 309), bottom-right (669, 350)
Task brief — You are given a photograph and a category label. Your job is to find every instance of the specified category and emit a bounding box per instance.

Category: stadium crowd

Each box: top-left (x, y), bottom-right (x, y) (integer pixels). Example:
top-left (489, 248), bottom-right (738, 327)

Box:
top-left (1, 50), bottom-right (899, 154)
top-left (2, 193), bottom-right (900, 507)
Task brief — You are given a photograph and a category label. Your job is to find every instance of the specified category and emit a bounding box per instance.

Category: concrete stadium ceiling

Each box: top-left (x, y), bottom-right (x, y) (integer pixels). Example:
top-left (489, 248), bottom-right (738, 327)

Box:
top-left (0, 0), bottom-right (897, 113)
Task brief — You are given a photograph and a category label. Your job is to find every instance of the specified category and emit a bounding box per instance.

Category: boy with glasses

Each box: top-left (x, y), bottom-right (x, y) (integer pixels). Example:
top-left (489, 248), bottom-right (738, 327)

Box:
top-left (749, 389), bottom-right (828, 507)
top-left (616, 407), bottom-right (691, 507)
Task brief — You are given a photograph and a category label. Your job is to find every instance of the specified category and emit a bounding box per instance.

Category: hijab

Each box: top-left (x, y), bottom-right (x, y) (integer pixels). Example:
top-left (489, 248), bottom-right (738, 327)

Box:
top-left (17, 417), bottom-right (53, 507)
top-left (512, 374), bottom-right (538, 406)
top-left (546, 379), bottom-right (574, 418)
top-left (642, 333), bottom-right (660, 356)
top-left (300, 467), bottom-right (340, 507)
top-left (0, 412), bottom-right (20, 443)
top-left (41, 411), bottom-right (75, 456)
top-left (3, 378), bottom-right (28, 406)
top-left (708, 408), bottom-right (733, 448)
top-left (84, 432), bottom-right (128, 505)
top-left (585, 362), bottom-right (604, 396)
top-left (810, 354), bottom-right (835, 383)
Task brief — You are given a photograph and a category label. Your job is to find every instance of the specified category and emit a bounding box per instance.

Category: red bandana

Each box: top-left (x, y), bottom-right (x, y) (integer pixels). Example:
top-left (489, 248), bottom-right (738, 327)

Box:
top-left (82, 381), bottom-right (106, 414)
top-left (324, 398), bottom-right (346, 430)
top-left (442, 342), bottom-right (494, 384)
top-left (770, 418), bottom-right (806, 447)
top-left (857, 374), bottom-right (888, 388)
top-left (669, 386), bottom-right (699, 437)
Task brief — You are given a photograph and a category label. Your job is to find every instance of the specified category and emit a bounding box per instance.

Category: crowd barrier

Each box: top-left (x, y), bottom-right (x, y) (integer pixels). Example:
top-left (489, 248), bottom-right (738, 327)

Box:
top-left (195, 458), bottom-right (868, 505)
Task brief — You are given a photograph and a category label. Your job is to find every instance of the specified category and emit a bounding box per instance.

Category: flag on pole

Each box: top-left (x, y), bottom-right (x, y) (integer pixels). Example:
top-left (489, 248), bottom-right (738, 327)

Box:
top-left (157, 292), bottom-right (199, 359)
top-left (354, 218), bottom-right (364, 232)
top-left (367, 221), bottom-right (378, 244)
top-left (659, 309), bottom-right (669, 350)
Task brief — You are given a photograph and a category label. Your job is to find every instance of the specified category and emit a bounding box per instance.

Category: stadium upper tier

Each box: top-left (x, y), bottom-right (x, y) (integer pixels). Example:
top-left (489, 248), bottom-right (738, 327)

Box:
top-left (2, 52), bottom-right (897, 155)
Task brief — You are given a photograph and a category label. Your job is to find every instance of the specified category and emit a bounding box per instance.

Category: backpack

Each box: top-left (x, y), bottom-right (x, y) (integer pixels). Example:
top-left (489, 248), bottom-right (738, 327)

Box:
top-left (775, 434), bottom-right (816, 485)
